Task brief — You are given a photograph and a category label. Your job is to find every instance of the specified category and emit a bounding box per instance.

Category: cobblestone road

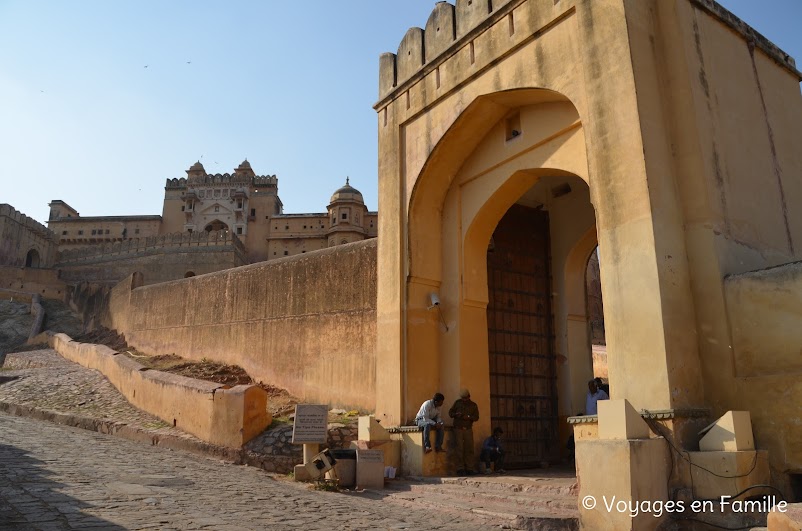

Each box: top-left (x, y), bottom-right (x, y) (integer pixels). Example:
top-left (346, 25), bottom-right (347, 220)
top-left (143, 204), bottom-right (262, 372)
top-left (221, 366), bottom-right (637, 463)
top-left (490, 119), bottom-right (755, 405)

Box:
top-left (0, 413), bottom-right (493, 530)
top-left (0, 349), bottom-right (185, 435)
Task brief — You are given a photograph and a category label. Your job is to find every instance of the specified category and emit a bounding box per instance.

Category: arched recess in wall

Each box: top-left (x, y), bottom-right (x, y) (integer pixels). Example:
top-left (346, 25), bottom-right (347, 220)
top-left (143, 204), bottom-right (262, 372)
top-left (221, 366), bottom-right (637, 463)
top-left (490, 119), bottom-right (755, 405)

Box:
top-left (204, 220), bottom-right (229, 232)
top-left (25, 248), bottom-right (40, 268)
top-left (407, 88), bottom-right (580, 283)
top-left (403, 87), bottom-right (598, 446)
top-left (562, 223), bottom-right (601, 400)
top-left (184, 271), bottom-right (196, 278)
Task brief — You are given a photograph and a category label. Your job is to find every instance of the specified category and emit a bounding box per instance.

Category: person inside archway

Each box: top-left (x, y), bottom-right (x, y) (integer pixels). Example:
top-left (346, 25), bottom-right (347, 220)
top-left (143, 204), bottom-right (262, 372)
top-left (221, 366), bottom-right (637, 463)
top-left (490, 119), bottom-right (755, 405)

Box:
top-left (594, 376), bottom-right (610, 397)
top-left (586, 379), bottom-right (609, 416)
top-left (480, 427), bottom-right (505, 474)
top-left (449, 389), bottom-right (480, 475)
top-left (415, 392), bottom-right (445, 453)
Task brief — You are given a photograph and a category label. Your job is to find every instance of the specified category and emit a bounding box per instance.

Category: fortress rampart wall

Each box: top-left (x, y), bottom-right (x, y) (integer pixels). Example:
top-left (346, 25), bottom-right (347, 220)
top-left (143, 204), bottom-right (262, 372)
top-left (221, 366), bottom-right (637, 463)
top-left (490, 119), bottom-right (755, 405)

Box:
top-left (0, 204), bottom-right (58, 268)
top-left (70, 239), bottom-right (378, 411)
top-left (56, 231), bottom-right (247, 285)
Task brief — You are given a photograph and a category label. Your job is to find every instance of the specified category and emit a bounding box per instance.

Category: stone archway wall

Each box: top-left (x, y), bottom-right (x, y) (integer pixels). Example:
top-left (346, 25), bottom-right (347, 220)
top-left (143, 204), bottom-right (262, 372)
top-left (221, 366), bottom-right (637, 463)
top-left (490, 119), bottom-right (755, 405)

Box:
top-left (377, 0), bottom-right (802, 493)
top-left (375, 0), bottom-right (704, 429)
top-left (25, 249), bottom-right (41, 268)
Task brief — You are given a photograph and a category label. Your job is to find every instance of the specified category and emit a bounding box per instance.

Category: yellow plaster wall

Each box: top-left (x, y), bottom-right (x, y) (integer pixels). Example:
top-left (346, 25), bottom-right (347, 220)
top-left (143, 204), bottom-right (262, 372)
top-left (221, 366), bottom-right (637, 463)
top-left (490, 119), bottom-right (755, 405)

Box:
top-left (159, 191), bottom-right (185, 235)
top-left (103, 240), bottom-right (378, 411)
top-left (244, 192), bottom-right (281, 262)
top-left (377, 0), bottom-right (802, 486)
top-left (622, 0), bottom-right (802, 476)
top-left (376, 0), bottom-right (703, 429)
top-left (51, 219), bottom-right (161, 250)
top-left (724, 263), bottom-right (802, 377)
top-left (576, 438), bottom-right (670, 530)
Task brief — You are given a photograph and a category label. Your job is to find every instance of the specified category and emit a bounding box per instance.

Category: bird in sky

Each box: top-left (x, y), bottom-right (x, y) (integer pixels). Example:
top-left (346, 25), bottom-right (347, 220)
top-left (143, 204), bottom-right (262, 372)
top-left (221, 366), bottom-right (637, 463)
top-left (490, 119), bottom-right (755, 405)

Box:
top-left (144, 65), bottom-right (149, 68)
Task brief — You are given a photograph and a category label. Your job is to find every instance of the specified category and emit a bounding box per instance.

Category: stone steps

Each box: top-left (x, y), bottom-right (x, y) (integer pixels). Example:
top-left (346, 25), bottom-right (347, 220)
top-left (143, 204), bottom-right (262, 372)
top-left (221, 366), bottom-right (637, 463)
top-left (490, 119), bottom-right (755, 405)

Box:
top-left (438, 474), bottom-right (578, 496)
top-left (382, 475), bottom-right (579, 530)
top-left (403, 482), bottom-right (578, 512)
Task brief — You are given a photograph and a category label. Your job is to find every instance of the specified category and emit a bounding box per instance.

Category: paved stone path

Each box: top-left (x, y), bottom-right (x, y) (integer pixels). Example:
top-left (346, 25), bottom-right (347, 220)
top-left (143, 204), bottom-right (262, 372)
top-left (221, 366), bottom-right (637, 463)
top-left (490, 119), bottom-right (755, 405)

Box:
top-left (0, 349), bottom-right (197, 439)
top-left (0, 413), bottom-right (495, 530)
top-left (0, 349), bottom-right (355, 472)
top-left (0, 347), bottom-right (576, 529)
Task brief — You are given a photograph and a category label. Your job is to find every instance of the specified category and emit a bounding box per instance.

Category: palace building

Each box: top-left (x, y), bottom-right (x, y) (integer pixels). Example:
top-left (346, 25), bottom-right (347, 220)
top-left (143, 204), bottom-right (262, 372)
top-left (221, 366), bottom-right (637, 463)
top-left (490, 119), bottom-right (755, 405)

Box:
top-left (44, 160), bottom-right (377, 283)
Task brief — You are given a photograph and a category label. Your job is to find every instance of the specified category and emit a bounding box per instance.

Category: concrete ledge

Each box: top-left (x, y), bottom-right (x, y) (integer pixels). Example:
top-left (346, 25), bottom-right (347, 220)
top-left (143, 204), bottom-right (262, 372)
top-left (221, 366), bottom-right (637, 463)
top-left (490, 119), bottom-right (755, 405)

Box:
top-left (48, 333), bottom-right (271, 448)
top-left (390, 428), bottom-right (457, 476)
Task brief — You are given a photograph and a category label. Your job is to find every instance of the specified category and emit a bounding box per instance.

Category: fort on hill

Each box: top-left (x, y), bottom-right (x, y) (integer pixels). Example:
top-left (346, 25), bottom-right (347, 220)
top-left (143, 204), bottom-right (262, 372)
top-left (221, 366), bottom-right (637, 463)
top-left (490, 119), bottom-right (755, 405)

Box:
top-left (41, 160), bottom-right (377, 284)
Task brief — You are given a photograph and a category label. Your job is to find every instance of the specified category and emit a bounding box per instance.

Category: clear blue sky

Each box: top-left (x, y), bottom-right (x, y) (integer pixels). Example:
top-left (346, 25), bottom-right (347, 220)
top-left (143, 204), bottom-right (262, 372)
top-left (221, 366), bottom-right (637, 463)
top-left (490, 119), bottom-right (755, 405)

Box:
top-left (2, 1), bottom-right (800, 225)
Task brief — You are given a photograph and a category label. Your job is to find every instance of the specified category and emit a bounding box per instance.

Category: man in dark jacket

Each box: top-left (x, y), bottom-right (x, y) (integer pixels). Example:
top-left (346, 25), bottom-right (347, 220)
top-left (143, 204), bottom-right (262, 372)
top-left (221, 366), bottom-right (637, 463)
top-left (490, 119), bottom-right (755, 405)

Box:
top-left (449, 389), bottom-right (480, 475)
top-left (480, 427), bottom-right (505, 474)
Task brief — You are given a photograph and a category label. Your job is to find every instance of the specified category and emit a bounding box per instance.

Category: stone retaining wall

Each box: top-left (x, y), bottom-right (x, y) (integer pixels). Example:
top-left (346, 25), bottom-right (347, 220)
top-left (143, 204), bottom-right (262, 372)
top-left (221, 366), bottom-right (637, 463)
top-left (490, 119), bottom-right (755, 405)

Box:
top-left (70, 240), bottom-right (378, 411)
top-left (49, 333), bottom-right (271, 448)
top-left (243, 423), bottom-right (358, 474)
top-left (0, 265), bottom-right (67, 300)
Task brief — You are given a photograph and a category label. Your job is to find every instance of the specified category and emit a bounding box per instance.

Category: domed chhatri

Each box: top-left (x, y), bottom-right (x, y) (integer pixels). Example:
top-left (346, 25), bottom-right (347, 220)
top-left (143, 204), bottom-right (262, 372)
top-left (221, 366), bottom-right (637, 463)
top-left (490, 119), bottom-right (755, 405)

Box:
top-left (330, 177), bottom-right (364, 204)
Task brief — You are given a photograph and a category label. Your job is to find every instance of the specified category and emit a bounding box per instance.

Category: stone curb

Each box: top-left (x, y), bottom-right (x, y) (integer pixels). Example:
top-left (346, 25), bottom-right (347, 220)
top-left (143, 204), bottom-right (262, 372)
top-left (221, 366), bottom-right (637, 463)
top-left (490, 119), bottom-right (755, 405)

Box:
top-left (0, 400), bottom-right (243, 463)
top-left (0, 399), bottom-right (304, 475)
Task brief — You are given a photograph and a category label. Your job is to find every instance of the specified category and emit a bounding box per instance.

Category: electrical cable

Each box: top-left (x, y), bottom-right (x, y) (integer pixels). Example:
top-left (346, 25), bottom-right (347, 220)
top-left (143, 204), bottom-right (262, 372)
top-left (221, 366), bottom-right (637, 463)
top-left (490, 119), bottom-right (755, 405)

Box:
top-left (641, 412), bottom-right (786, 530)
top-left (643, 413), bottom-right (758, 479)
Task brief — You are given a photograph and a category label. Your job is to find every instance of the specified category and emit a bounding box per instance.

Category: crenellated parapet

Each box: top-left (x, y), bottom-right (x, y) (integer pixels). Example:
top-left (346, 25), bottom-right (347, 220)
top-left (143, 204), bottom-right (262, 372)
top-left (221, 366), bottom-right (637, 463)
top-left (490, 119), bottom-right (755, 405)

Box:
top-left (378, 0), bottom-right (800, 102)
top-left (0, 203), bottom-right (58, 242)
top-left (379, 0), bottom-right (516, 99)
top-left (56, 230), bottom-right (246, 265)
top-left (165, 174), bottom-right (278, 189)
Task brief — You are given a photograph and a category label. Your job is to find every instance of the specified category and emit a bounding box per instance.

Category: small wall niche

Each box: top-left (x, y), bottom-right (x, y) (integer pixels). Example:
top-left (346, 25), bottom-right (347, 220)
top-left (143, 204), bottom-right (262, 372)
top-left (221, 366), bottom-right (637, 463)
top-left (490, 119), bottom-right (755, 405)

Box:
top-left (505, 113), bottom-right (522, 141)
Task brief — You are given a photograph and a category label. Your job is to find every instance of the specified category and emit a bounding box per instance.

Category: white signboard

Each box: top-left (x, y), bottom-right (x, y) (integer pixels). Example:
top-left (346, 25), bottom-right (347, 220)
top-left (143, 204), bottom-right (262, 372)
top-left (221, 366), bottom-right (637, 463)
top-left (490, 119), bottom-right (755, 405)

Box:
top-left (291, 404), bottom-right (328, 444)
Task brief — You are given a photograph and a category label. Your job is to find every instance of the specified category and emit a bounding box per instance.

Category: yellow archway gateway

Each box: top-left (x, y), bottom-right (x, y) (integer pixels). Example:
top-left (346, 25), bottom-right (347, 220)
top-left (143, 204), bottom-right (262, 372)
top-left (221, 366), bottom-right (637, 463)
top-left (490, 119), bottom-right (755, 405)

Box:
top-left (402, 90), bottom-right (600, 467)
top-left (374, 0), bottom-right (706, 441)
top-left (373, 0), bottom-right (802, 527)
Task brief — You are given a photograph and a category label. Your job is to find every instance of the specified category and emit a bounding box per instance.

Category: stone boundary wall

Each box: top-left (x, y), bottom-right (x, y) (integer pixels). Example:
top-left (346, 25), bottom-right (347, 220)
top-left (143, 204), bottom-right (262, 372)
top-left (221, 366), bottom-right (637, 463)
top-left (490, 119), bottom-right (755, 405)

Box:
top-left (57, 230), bottom-right (246, 265)
top-left (58, 246), bottom-right (244, 286)
top-left (48, 333), bottom-right (272, 448)
top-left (0, 204), bottom-right (54, 239)
top-left (0, 265), bottom-right (67, 300)
top-left (77, 239), bottom-right (378, 411)
top-left (243, 423), bottom-right (358, 474)
top-left (0, 204), bottom-right (59, 269)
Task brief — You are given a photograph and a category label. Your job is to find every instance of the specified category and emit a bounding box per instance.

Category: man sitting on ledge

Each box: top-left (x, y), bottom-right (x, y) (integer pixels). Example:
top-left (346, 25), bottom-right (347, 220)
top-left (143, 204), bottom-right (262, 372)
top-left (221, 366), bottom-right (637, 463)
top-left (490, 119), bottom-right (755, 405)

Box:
top-left (415, 392), bottom-right (445, 453)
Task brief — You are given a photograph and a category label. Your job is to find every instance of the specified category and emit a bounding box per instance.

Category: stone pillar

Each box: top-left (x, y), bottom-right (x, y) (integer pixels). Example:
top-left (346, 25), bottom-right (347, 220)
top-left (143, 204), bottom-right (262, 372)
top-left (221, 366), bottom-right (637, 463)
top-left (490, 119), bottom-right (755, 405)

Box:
top-left (575, 401), bottom-right (671, 530)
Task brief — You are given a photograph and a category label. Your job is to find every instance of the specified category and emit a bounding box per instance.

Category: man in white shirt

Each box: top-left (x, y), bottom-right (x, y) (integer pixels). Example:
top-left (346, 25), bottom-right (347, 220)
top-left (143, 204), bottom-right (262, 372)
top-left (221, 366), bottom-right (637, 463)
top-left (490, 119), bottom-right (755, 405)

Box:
top-left (585, 379), bottom-right (609, 415)
top-left (415, 392), bottom-right (445, 453)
